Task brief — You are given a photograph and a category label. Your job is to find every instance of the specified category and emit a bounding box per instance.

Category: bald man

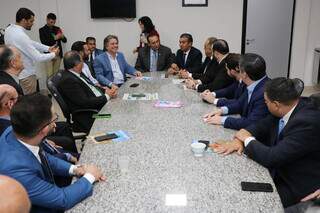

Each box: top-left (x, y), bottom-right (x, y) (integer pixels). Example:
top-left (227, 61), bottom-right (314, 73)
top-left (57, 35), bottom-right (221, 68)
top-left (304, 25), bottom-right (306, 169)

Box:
top-left (0, 84), bottom-right (18, 134)
top-left (0, 175), bottom-right (31, 213)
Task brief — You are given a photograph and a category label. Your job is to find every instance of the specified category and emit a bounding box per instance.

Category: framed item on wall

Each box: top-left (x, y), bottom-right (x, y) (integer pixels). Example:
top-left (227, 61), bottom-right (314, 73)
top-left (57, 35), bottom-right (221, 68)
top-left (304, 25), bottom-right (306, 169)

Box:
top-left (182, 0), bottom-right (208, 7)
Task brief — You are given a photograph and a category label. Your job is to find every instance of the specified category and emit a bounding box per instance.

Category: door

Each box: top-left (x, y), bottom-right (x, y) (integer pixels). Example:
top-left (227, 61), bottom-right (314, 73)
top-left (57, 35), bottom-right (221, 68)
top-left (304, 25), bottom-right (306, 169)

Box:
top-left (243, 0), bottom-right (295, 78)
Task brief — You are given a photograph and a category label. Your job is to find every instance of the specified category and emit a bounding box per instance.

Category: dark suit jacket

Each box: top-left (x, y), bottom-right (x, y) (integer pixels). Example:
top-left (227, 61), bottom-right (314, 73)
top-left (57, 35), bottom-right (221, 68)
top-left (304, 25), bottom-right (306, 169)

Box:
top-left (39, 25), bottom-right (67, 58)
top-left (192, 57), bottom-right (214, 79)
top-left (215, 81), bottom-right (246, 107)
top-left (175, 47), bottom-right (202, 73)
top-left (57, 70), bottom-right (107, 132)
top-left (135, 45), bottom-right (174, 72)
top-left (244, 98), bottom-right (320, 207)
top-left (0, 71), bottom-right (24, 95)
top-left (224, 77), bottom-right (270, 130)
top-left (197, 58), bottom-right (234, 92)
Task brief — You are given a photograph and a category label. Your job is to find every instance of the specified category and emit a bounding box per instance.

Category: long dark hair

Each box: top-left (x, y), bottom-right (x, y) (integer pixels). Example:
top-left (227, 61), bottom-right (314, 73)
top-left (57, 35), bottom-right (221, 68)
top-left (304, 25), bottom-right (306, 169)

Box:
top-left (138, 16), bottom-right (155, 33)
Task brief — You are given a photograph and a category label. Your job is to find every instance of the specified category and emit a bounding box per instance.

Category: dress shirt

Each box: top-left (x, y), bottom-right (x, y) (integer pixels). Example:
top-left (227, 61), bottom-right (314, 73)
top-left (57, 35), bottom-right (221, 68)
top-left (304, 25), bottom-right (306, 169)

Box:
top-left (69, 70), bottom-right (110, 100)
top-left (107, 52), bottom-right (124, 84)
top-left (244, 103), bottom-right (298, 146)
top-left (18, 139), bottom-right (95, 184)
top-left (82, 63), bottom-right (98, 85)
top-left (4, 24), bottom-right (55, 79)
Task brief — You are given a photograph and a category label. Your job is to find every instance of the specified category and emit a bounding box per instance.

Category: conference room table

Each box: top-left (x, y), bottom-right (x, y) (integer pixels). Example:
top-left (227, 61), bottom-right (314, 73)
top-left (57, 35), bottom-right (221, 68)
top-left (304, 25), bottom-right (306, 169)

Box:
top-left (69, 72), bottom-right (283, 213)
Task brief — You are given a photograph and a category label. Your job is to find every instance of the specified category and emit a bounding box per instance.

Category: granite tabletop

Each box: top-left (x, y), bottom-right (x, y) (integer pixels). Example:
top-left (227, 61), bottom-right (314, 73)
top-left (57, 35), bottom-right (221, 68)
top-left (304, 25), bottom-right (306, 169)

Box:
top-left (69, 72), bottom-right (283, 213)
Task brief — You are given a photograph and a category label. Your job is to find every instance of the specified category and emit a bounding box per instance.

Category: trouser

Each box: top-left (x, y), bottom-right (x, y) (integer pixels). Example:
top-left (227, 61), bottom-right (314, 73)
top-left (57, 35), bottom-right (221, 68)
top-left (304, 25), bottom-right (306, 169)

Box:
top-left (45, 57), bottom-right (62, 78)
top-left (19, 74), bottom-right (37, 95)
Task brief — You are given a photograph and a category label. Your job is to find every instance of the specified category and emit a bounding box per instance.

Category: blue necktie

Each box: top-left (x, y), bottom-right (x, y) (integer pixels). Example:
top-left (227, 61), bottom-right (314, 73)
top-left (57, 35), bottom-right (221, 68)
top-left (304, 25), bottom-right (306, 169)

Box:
top-left (182, 53), bottom-right (187, 67)
top-left (39, 144), bottom-right (55, 184)
top-left (150, 50), bottom-right (157, 72)
top-left (278, 118), bottom-right (285, 135)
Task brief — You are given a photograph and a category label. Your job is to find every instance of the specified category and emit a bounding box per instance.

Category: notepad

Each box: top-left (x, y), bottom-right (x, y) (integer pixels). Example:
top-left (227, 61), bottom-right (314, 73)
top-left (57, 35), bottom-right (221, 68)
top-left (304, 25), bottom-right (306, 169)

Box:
top-left (154, 100), bottom-right (183, 108)
top-left (123, 93), bottom-right (159, 100)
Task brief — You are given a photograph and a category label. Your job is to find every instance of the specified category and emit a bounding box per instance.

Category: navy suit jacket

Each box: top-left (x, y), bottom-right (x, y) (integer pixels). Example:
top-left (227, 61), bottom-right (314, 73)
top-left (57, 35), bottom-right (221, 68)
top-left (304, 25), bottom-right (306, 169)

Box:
top-left (224, 77), bottom-right (270, 130)
top-left (0, 127), bottom-right (93, 212)
top-left (94, 52), bottom-right (136, 87)
top-left (215, 81), bottom-right (246, 107)
top-left (244, 98), bottom-right (320, 207)
top-left (175, 47), bottom-right (202, 73)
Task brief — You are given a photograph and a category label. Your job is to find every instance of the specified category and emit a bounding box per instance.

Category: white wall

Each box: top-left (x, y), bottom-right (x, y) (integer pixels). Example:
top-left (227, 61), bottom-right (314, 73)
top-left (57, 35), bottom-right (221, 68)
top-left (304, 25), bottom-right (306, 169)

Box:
top-left (0, 0), bottom-right (243, 89)
top-left (3, 0), bottom-right (320, 87)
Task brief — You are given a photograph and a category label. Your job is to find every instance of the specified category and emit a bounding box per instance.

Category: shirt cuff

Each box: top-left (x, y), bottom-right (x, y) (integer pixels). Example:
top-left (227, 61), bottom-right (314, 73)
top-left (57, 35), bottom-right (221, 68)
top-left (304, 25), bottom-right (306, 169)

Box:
top-left (195, 84), bottom-right (199, 90)
top-left (212, 92), bottom-right (216, 97)
top-left (69, 165), bottom-right (77, 175)
top-left (197, 80), bottom-right (202, 84)
top-left (108, 82), bottom-right (113, 87)
top-left (65, 153), bottom-right (72, 161)
top-left (221, 116), bottom-right (228, 125)
top-left (220, 106), bottom-right (229, 115)
top-left (244, 137), bottom-right (256, 147)
top-left (83, 173), bottom-right (96, 184)
top-left (214, 98), bottom-right (219, 105)
top-left (105, 94), bottom-right (110, 101)
top-left (188, 73), bottom-right (192, 78)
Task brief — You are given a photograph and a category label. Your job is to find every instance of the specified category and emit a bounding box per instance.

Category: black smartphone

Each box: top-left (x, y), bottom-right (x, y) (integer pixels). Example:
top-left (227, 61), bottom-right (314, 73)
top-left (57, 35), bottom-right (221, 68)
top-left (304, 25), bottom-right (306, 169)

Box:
top-left (130, 83), bottom-right (139, 88)
top-left (241, 181), bottom-right (273, 192)
top-left (94, 133), bottom-right (118, 142)
top-left (198, 140), bottom-right (210, 150)
top-left (131, 93), bottom-right (145, 97)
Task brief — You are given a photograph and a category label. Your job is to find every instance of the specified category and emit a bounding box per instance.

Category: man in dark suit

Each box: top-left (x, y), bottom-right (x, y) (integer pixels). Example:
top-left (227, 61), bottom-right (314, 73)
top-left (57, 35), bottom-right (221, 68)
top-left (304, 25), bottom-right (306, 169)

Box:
top-left (167, 33), bottom-right (202, 75)
top-left (211, 77), bottom-right (320, 210)
top-left (185, 39), bottom-right (234, 92)
top-left (39, 13), bottom-right (67, 77)
top-left (0, 45), bottom-right (24, 95)
top-left (179, 37), bottom-right (217, 79)
top-left (203, 53), bottom-right (269, 130)
top-left (135, 33), bottom-right (174, 72)
top-left (58, 51), bottom-right (116, 133)
top-left (0, 84), bottom-right (18, 134)
top-left (200, 53), bottom-right (246, 107)
top-left (0, 93), bottom-right (105, 212)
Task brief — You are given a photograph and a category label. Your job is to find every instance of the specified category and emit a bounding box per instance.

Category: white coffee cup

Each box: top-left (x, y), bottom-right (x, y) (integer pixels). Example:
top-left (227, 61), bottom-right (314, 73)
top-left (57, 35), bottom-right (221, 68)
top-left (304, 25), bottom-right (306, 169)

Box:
top-left (191, 143), bottom-right (206, 157)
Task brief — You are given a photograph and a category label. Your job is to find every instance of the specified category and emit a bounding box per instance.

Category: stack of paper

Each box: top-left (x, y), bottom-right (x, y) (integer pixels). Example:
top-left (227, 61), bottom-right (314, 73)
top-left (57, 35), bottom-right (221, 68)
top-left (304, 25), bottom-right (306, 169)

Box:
top-left (154, 100), bottom-right (183, 108)
top-left (123, 93), bottom-right (159, 100)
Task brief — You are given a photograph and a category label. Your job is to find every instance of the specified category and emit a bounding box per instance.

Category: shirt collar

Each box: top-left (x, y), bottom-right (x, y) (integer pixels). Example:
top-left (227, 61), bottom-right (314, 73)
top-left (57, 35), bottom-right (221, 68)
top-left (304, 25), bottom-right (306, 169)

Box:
top-left (246, 75), bottom-right (267, 94)
top-left (17, 139), bottom-right (41, 163)
top-left (183, 49), bottom-right (191, 55)
top-left (282, 103), bottom-right (298, 125)
top-left (7, 72), bottom-right (20, 83)
top-left (69, 69), bottom-right (80, 77)
top-left (218, 54), bottom-right (228, 64)
top-left (13, 24), bottom-right (25, 32)
top-left (0, 115), bottom-right (10, 120)
top-left (107, 52), bottom-right (118, 60)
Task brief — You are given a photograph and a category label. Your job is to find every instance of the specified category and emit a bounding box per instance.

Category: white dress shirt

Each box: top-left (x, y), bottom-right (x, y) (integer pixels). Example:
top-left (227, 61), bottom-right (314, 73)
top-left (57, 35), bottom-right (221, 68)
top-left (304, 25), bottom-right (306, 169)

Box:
top-left (4, 24), bottom-right (55, 79)
top-left (82, 63), bottom-right (98, 85)
top-left (18, 139), bottom-right (95, 184)
top-left (107, 52), bottom-right (124, 85)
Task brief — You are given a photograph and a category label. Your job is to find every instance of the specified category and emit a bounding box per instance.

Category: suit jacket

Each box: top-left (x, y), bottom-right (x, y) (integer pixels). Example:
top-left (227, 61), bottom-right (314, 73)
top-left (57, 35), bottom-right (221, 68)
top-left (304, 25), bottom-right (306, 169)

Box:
top-left (191, 57), bottom-right (213, 79)
top-left (39, 25), bottom-right (67, 58)
top-left (197, 58), bottom-right (234, 92)
top-left (215, 81), bottom-right (246, 107)
top-left (0, 127), bottom-right (93, 212)
top-left (244, 98), bottom-right (320, 207)
top-left (94, 48), bottom-right (104, 58)
top-left (0, 118), bottom-right (11, 135)
top-left (224, 77), bottom-right (270, 130)
top-left (175, 47), bottom-right (202, 73)
top-left (94, 52), bottom-right (136, 87)
top-left (0, 71), bottom-right (24, 95)
top-left (135, 45), bottom-right (174, 72)
top-left (57, 70), bottom-right (107, 132)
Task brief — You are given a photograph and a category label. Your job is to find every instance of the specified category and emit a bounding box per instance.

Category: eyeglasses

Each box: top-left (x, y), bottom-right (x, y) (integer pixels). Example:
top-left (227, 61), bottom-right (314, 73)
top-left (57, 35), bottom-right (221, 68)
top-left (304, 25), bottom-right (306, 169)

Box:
top-left (37, 113), bottom-right (59, 132)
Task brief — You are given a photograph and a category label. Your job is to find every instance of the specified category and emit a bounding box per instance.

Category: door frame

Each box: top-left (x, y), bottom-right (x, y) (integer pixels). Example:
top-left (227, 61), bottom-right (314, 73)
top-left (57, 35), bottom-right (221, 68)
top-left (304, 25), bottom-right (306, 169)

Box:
top-left (241, 0), bottom-right (296, 78)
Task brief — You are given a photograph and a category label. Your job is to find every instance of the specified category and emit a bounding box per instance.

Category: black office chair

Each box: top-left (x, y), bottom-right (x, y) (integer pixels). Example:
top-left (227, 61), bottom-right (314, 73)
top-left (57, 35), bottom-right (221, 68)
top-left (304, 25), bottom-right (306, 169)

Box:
top-left (310, 92), bottom-right (320, 110)
top-left (47, 71), bottom-right (99, 136)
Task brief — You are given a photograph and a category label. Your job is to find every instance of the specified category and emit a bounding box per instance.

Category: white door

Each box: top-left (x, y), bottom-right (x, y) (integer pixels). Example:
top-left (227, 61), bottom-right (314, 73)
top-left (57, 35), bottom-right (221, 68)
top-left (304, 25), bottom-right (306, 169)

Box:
top-left (244, 0), bottom-right (295, 78)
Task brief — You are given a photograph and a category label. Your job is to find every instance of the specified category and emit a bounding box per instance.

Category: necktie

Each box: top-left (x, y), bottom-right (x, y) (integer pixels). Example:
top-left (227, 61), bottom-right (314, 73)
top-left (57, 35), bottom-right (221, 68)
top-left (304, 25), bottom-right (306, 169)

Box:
top-left (38, 144), bottom-right (55, 184)
top-left (80, 73), bottom-right (103, 97)
top-left (278, 118), bottom-right (285, 135)
top-left (89, 53), bottom-right (94, 62)
top-left (150, 50), bottom-right (157, 72)
top-left (182, 53), bottom-right (187, 67)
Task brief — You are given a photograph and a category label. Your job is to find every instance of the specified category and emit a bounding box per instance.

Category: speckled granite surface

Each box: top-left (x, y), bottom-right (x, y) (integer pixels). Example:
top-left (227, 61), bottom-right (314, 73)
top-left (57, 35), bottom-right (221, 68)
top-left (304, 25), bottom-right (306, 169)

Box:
top-left (69, 72), bottom-right (283, 213)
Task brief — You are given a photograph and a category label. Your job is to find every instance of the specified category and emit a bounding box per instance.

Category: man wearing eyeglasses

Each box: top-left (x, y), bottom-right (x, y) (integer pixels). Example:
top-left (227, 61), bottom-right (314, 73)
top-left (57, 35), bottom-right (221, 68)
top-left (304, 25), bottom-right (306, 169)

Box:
top-left (0, 93), bottom-right (105, 212)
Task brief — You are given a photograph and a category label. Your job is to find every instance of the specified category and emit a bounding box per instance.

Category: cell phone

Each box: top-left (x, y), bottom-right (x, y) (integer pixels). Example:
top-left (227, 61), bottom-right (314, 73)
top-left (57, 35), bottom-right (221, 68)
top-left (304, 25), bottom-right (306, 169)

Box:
top-left (130, 83), bottom-right (139, 88)
top-left (131, 93), bottom-right (145, 97)
top-left (94, 133), bottom-right (118, 142)
top-left (241, 181), bottom-right (273, 192)
top-left (92, 113), bottom-right (111, 119)
top-left (198, 140), bottom-right (210, 150)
